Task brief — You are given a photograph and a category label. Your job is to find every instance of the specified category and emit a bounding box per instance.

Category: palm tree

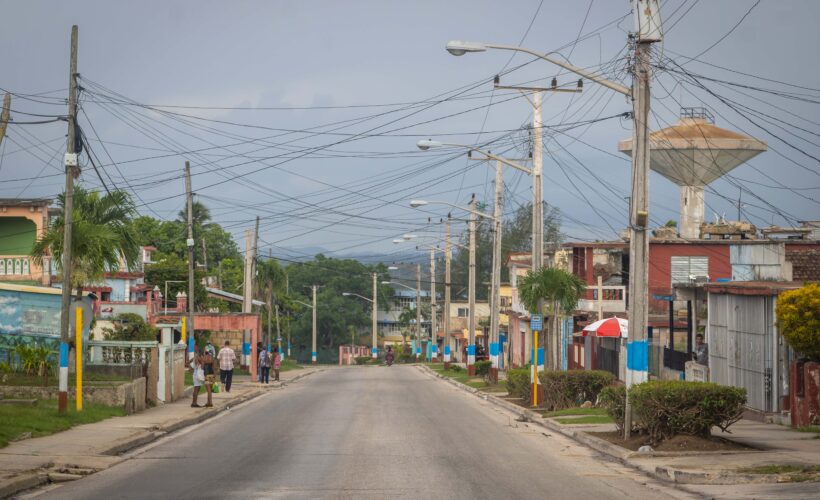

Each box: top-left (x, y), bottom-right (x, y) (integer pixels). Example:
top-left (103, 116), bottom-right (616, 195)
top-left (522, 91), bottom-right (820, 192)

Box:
top-left (177, 201), bottom-right (212, 229)
top-left (518, 267), bottom-right (586, 370)
top-left (32, 186), bottom-right (139, 297)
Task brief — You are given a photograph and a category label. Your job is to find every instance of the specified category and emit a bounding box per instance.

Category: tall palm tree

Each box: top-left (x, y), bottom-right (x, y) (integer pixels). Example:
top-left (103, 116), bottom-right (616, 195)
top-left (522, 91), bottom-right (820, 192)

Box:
top-left (32, 186), bottom-right (139, 297)
top-left (177, 201), bottom-right (212, 229)
top-left (518, 267), bottom-right (586, 370)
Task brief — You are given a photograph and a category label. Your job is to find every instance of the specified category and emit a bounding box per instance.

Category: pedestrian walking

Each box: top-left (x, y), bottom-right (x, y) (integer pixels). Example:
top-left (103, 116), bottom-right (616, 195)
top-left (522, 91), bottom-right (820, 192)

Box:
top-left (217, 340), bottom-right (237, 392)
top-left (201, 346), bottom-right (216, 407)
top-left (259, 345), bottom-right (271, 384)
top-left (190, 346), bottom-right (204, 408)
top-left (693, 333), bottom-right (709, 366)
top-left (272, 346), bottom-right (282, 382)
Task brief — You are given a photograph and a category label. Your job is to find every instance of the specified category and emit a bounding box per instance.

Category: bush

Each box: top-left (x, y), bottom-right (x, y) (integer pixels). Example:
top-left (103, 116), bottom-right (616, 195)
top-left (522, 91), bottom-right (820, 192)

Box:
top-left (631, 381), bottom-right (746, 445)
top-left (354, 356), bottom-right (370, 365)
top-left (776, 283), bottom-right (820, 360)
top-left (474, 360), bottom-right (491, 377)
top-left (599, 385), bottom-right (628, 432)
top-left (448, 364), bottom-right (463, 373)
top-left (398, 353), bottom-right (414, 364)
top-left (506, 368), bottom-right (531, 403)
top-left (538, 370), bottom-right (615, 411)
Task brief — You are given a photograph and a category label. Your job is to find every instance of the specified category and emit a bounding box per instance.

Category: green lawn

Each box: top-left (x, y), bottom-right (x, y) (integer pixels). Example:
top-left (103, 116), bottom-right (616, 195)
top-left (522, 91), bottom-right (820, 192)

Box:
top-left (553, 415), bottom-right (614, 425)
top-left (1, 372), bottom-right (131, 387)
top-left (738, 464), bottom-right (820, 481)
top-left (542, 407), bottom-right (609, 418)
top-left (430, 365), bottom-right (491, 390)
top-left (0, 399), bottom-right (125, 448)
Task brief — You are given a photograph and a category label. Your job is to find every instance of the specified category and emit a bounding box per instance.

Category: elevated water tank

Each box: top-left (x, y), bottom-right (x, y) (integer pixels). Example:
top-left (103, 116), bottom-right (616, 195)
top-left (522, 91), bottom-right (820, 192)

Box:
top-left (618, 108), bottom-right (767, 238)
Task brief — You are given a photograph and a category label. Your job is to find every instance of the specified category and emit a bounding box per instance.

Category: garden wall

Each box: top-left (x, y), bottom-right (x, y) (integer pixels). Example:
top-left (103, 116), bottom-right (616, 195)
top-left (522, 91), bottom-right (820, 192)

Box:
top-left (0, 377), bottom-right (147, 414)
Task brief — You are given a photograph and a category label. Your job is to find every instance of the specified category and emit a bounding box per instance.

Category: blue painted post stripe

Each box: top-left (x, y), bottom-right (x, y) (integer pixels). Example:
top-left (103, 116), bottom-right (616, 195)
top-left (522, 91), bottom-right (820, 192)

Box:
top-left (627, 340), bottom-right (649, 371)
top-left (372, 347), bottom-right (378, 355)
top-left (188, 336), bottom-right (195, 353)
top-left (311, 351), bottom-right (317, 357)
top-left (489, 343), bottom-right (499, 356)
top-left (59, 342), bottom-right (69, 368)
top-left (537, 347), bottom-right (545, 366)
top-left (467, 345), bottom-right (476, 355)
top-left (444, 346), bottom-right (451, 355)
top-left (242, 342), bottom-right (251, 355)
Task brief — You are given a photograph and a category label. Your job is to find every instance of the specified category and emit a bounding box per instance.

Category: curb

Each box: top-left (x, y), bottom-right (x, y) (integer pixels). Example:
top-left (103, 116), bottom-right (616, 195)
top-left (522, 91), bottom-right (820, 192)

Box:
top-left (417, 365), bottom-right (774, 487)
top-left (0, 472), bottom-right (47, 500)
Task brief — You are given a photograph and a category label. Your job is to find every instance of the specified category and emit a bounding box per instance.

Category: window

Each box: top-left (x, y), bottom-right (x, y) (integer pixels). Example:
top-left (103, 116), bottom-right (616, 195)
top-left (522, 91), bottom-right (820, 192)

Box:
top-left (457, 307), bottom-right (469, 318)
top-left (500, 296), bottom-right (511, 307)
top-left (671, 256), bottom-right (709, 285)
top-left (22, 259), bottom-right (30, 276)
top-left (14, 259), bottom-right (22, 275)
top-left (0, 259), bottom-right (5, 275)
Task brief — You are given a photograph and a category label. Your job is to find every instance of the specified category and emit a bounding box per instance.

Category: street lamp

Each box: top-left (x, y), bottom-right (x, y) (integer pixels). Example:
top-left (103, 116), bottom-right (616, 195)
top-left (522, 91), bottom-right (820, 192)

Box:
top-left (417, 141), bottom-right (530, 382)
top-left (410, 196), bottom-right (495, 375)
top-left (447, 0), bottom-right (663, 437)
top-left (341, 276), bottom-right (379, 359)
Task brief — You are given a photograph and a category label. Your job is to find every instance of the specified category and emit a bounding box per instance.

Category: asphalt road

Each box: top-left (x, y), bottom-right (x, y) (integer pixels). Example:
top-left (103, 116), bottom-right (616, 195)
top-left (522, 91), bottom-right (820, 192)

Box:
top-left (40, 366), bottom-right (691, 500)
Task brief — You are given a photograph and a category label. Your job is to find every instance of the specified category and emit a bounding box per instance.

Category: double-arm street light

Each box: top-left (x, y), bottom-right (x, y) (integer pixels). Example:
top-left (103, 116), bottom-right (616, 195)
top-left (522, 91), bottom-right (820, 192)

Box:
top-left (410, 197), bottom-right (496, 376)
top-left (417, 141), bottom-right (532, 381)
top-left (445, 1), bottom-right (664, 436)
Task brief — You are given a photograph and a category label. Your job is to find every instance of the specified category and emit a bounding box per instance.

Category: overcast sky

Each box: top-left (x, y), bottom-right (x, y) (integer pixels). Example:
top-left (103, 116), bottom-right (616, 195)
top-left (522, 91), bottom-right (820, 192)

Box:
top-left (1, 0), bottom-right (818, 261)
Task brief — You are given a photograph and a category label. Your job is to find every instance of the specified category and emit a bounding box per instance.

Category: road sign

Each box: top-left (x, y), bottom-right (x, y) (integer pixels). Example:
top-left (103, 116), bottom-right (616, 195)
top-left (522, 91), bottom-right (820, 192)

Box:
top-left (652, 294), bottom-right (673, 301)
top-left (531, 314), bottom-right (542, 331)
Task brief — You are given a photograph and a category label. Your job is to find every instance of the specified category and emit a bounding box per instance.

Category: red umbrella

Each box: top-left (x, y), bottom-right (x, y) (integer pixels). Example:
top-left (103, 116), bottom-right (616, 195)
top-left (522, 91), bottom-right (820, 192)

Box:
top-left (582, 317), bottom-right (628, 338)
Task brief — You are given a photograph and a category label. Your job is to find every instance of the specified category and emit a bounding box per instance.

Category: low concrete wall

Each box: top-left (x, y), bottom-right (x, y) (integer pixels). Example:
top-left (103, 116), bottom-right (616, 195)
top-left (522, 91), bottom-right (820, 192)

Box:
top-left (0, 377), bottom-right (147, 414)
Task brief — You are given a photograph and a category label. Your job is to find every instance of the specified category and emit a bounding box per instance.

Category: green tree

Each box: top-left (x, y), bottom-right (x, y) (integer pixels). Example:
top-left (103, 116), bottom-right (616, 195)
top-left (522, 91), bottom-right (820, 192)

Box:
top-left (518, 267), bottom-right (586, 369)
top-left (32, 185), bottom-right (139, 296)
top-left (102, 313), bottom-right (158, 341)
top-left (144, 255), bottom-right (207, 312)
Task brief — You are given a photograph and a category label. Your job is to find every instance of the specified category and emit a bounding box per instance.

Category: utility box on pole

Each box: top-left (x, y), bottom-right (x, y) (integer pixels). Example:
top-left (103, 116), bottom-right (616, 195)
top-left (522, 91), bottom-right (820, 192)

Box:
top-left (633, 0), bottom-right (663, 42)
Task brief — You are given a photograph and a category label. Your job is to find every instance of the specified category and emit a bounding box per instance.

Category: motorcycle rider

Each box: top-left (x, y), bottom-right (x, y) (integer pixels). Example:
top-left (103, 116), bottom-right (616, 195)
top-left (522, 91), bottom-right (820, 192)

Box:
top-left (385, 346), bottom-right (395, 366)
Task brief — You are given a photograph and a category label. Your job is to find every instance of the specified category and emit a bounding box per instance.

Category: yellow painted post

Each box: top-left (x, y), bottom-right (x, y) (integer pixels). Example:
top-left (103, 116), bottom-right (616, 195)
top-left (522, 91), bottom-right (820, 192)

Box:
top-left (75, 307), bottom-right (83, 412)
top-left (181, 316), bottom-right (187, 344)
top-left (532, 329), bottom-right (538, 407)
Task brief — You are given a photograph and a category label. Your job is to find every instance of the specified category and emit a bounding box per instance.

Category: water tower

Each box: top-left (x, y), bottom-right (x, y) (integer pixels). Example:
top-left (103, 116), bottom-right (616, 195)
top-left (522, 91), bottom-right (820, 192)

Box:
top-left (618, 108), bottom-right (767, 238)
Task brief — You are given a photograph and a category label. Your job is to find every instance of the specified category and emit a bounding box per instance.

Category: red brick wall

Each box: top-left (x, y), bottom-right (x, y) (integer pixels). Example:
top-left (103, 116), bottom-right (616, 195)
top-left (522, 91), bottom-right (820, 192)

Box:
top-left (647, 244), bottom-right (731, 313)
top-left (785, 244), bottom-right (820, 281)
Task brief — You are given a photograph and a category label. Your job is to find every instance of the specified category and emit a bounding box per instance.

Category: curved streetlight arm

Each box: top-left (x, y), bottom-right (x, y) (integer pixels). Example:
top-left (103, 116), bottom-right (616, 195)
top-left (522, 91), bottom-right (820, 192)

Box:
top-left (293, 299), bottom-right (313, 309)
top-left (464, 42), bottom-right (631, 96)
top-left (384, 281), bottom-right (416, 293)
top-left (342, 292), bottom-right (373, 304)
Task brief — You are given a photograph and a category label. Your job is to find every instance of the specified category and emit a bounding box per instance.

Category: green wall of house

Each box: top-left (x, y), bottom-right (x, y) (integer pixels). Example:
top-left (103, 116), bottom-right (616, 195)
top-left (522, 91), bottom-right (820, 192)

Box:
top-left (0, 218), bottom-right (36, 255)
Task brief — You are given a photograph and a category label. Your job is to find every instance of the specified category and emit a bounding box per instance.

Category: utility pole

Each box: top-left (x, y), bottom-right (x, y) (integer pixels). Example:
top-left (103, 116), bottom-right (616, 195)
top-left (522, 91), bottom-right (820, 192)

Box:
top-left (275, 304), bottom-right (282, 353)
top-left (489, 159), bottom-right (503, 383)
top-left (311, 285), bottom-right (318, 365)
top-left (597, 275), bottom-right (604, 321)
top-left (58, 25), bottom-right (78, 413)
top-left (429, 248), bottom-right (437, 361)
top-left (242, 229), bottom-right (253, 368)
top-left (0, 93), bottom-right (10, 147)
top-left (185, 162), bottom-right (195, 355)
top-left (467, 195), bottom-right (477, 375)
top-left (371, 273), bottom-right (378, 358)
top-left (532, 90), bottom-right (546, 377)
top-left (286, 273), bottom-right (291, 358)
top-left (625, 0), bottom-right (663, 439)
top-left (443, 216), bottom-right (452, 369)
top-left (415, 263), bottom-right (421, 359)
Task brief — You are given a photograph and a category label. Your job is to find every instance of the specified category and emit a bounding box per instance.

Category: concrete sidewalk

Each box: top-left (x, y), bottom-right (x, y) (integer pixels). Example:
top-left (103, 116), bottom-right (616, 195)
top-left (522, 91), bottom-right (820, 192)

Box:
top-left (420, 365), bottom-right (820, 486)
top-left (0, 367), bottom-right (321, 498)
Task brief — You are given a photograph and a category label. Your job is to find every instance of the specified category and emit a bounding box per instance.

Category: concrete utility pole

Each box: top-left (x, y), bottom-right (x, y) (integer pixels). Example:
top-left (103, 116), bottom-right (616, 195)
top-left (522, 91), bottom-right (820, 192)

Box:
top-left (0, 93), bottom-right (10, 147)
top-left (242, 229), bottom-right (253, 368)
top-left (624, 35), bottom-right (655, 438)
top-left (185, 162), bottom-right (195, 353)
top-left (371, 272), bottom-right (378, 359)
top-left (467, 196), bottom-right (477, 375)
top-left (415, 263), bottom-right (421, 359)
top-left (275, 303), bottom-right (281, 353)
top-left (58, 25), bottom-right (79, 413)
top-left (311, 285), bottom-right (318, 365)
top-left (489, 160), bottom-right (503, 383)
top-left (429, 247), bottom-right (437, 361)
top-left (443, 216), bottom-right (452, 368)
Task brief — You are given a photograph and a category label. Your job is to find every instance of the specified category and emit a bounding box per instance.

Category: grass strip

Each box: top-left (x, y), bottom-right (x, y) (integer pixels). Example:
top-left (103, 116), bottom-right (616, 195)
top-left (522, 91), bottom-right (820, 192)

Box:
top-left (554, 415), bottom-right (614, 425)
top-left (0, 399), bottom-right (125, 448)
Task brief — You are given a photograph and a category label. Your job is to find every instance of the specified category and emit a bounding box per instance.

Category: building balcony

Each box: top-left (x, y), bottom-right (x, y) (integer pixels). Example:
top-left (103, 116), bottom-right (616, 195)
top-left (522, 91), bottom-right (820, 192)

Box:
top-left (576, 286), bottom-right (626, 313)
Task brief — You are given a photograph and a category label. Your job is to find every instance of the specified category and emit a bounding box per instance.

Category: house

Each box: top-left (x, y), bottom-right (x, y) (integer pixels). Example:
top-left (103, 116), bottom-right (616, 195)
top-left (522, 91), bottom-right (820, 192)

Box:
top-left (0, 198), bottom-right (53, 286)
top-left (447, 300), bottom-right (489, 362)
top-left (376, 281), bottom-right (431, 349)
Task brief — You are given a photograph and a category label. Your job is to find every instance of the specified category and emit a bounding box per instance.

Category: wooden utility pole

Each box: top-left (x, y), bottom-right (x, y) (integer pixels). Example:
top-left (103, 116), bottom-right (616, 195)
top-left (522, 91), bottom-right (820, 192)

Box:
top-left (58, 25), bottom-right (79, 413)
top-left (467, 196), bottom-right (477, 375)
top-left (0, 93), bottom-right (10, 147)
top-left (185, 162), bottom-right (195, 347)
